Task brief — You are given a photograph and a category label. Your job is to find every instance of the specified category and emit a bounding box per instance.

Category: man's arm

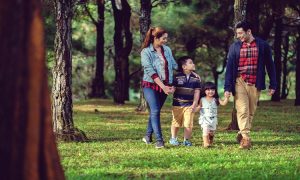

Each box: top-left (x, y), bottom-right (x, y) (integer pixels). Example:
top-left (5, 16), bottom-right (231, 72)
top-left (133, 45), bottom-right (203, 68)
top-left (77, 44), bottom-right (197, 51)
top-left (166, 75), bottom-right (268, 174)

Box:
top-left (224, 44), bottom-right (235, 93)
top-left (264, 42), bottom-right (277, 93)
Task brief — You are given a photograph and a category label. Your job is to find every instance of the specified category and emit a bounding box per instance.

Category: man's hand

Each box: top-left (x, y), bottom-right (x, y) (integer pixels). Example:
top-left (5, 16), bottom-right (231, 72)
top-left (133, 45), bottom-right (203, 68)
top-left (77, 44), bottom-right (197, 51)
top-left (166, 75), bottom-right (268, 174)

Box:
top-left (268, 89), bottom-right (275, 96)
top-left (224, 91), bottom-right (231, 98)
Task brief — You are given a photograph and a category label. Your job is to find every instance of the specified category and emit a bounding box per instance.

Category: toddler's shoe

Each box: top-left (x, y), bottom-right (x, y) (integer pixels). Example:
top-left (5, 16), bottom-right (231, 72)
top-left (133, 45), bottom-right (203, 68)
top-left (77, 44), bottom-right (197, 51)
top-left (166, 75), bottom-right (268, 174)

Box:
top-left (208, 133), bottom-right (214, 145)
top-left (169, 138), bottom-right (180, 146)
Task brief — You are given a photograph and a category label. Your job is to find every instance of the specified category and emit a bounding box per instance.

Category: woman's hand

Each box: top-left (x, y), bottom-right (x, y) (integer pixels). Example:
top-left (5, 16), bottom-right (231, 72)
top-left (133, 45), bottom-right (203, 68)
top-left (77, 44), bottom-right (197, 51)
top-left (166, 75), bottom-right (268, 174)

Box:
top-left (162, 86), bottom-right (173, 95)
top-left (192, 71), bottom-right (201, 80)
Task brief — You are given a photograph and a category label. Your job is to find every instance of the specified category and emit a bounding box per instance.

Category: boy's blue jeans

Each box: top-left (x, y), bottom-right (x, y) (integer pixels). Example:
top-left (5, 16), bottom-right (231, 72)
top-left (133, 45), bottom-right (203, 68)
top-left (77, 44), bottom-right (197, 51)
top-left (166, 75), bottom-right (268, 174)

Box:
top-left (143, 87), bottom-right (167, 142)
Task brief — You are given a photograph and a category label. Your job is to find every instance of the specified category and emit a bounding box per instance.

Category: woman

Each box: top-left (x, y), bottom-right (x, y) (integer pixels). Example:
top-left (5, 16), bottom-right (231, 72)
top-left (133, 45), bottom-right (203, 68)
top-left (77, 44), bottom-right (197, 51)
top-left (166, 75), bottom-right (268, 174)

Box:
top-left (141, 27), bottom-right (178, 148)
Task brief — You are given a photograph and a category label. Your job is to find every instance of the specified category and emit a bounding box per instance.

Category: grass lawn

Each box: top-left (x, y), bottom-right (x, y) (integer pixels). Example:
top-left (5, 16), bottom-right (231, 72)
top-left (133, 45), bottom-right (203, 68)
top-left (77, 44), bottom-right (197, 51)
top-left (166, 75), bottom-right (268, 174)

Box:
top-left (58, 99), bottom-right (300, 179)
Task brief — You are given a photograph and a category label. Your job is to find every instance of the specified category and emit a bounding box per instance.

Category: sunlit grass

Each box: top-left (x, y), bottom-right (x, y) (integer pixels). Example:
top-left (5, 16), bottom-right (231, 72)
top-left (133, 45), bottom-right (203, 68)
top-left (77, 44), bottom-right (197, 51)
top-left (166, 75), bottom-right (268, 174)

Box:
top-left (59, 99), bottom-right (300, 179)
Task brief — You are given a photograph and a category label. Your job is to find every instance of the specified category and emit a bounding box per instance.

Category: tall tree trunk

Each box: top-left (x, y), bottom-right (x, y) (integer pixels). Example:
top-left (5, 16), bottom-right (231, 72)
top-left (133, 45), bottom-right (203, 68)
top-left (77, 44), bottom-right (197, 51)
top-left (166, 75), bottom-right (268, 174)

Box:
top-left (227, 0), bottom-right (248, 131)
top-left (0, 0), bottom-right (65, 179)
top-left (53, 0), bottom-right (87, 141)
top-left (112, 0), bottom-right (133, 104)
top-left (281, 32), bottom-right (290, 99)
top-left (233, 0), bottom-right (247, 26)
top-left (246, 0), bottom-right (259, 35)
top-left (90, 0), bottom-right (106, 98)
top-left (136, 0), bottom-right (152, 111)
top-left (295, 28), bottom-right (300, 106)
top-left (212, 66), bottom-right (219, 96)
top-left (186, 38), bottom-right (197, 60)
top-left (271, 0), bottom-right (283, 102)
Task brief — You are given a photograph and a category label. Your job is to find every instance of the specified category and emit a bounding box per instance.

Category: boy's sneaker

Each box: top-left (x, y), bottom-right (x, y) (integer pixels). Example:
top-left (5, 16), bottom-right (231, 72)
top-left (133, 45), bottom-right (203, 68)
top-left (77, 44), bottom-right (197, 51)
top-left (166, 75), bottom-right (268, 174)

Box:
top-left (142, 136), bottom-right (152, 144)
top-left (155, 141), bottom-right (165, 149)
top-left (182, 140), bottom-right (192, 146)
top-left (169, 138), bottom-right (180, 146)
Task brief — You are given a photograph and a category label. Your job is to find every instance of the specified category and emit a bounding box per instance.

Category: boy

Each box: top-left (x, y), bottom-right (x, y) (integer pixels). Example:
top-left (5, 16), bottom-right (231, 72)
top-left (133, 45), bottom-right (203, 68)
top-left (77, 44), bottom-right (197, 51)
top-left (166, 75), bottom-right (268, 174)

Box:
top-left (169, 56), bottom-right (201, 146)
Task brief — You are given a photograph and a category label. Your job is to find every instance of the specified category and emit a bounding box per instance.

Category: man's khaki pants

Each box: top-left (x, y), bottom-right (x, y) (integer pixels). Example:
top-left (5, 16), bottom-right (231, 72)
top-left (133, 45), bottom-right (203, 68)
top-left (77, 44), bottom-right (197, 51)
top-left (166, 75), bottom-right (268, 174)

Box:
top-left (235, 77), bottom-right (260, 138)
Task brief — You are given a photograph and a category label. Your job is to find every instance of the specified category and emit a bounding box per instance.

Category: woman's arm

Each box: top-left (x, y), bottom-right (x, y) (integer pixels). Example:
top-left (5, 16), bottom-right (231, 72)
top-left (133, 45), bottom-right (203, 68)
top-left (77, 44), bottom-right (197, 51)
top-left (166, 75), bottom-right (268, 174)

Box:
top-left (153, 77), bottom-right (172, 95)
top-left (141, 49), bottom-right (157, 78)
top-left (166, 46), bottom-right (178, 70)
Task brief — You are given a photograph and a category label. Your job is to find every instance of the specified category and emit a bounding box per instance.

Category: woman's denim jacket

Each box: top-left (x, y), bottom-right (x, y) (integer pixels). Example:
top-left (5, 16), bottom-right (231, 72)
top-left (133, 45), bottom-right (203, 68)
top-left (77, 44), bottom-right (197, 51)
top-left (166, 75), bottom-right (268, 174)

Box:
top-left (141, 44), bottom-right (178, 84)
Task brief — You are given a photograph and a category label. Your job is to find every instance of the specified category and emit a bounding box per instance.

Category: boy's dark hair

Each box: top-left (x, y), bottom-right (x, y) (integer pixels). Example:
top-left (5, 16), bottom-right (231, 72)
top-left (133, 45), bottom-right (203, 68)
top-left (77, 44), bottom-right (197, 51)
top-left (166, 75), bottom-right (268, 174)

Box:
top-left (235, 21), bottom-right (252, 32)
top-left (177, 56), bottom-right (192, 72)
top-left (200, 81), bottom-right (220, 105)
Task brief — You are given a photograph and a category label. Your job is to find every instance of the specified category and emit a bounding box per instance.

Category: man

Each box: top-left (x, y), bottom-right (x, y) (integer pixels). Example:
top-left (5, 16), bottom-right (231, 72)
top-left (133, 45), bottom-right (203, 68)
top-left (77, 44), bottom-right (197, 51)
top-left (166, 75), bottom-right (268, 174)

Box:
top-left (224, 21), bottom-right (277, 149)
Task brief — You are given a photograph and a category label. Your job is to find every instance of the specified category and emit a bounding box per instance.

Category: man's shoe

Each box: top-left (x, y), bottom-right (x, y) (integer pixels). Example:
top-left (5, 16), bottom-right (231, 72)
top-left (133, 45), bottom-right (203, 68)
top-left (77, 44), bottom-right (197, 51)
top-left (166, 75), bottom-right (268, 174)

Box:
top-left (169, 138), bottom-right (180, 146)
top-left (142, 136), bottom-right (152, 144)
top-left (182, 140), bottom-right (192, 146)
top-left (239, 137), bottom-right (251, 149)
top-left (236, 133), bottom-right (243, 144)
top-left (155, 141), bottom-right (165, 149)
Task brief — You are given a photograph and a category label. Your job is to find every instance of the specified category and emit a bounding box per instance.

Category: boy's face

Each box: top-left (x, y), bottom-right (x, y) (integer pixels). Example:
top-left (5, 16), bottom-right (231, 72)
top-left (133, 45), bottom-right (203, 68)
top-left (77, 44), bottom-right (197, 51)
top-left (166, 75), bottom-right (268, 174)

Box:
top-left (182, 59), bottom-right (195, 71)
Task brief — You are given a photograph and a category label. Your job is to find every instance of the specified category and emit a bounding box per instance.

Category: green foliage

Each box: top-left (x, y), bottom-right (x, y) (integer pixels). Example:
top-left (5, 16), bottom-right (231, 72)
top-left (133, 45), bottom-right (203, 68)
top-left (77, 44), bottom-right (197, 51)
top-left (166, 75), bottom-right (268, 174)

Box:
top-left (58, 99), bottom-right (300, 179)
top-left (43, 0), bottom-right (298, 100)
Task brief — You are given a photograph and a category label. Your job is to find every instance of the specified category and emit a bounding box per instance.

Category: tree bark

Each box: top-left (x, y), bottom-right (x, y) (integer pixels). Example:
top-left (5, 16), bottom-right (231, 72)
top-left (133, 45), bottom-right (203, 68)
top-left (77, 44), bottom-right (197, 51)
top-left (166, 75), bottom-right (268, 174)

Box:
top-left (0, 0), bottom-right (65, 179)
top-left (227, 0), bottom-right (248, 131)
top-left (112, 0), bottom-right (133, 104)
top-left (233, 0), bottom-right (247, 26)
top-left (271, 0), bottom-right (283, 102)
top-left (246, 0), bottom-right (259, 35)
top-left (90, 0), bottom-right (106, 98)
top-left (53, 0), bottom-right (87, 141)
top-left (136, 0), bottom-right (152, 111)
top-left (295, 27), bottom-right (300, 106)
top-left (281, 32), bottom-right (290, 99)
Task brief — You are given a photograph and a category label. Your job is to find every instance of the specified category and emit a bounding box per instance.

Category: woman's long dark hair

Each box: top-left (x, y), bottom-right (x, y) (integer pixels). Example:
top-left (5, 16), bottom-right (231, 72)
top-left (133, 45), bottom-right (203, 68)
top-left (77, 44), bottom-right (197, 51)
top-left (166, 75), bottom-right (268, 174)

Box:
top-left (141, 27), bottom-right (167, 49)
top-left (201, 82), bottom-right (220, 106)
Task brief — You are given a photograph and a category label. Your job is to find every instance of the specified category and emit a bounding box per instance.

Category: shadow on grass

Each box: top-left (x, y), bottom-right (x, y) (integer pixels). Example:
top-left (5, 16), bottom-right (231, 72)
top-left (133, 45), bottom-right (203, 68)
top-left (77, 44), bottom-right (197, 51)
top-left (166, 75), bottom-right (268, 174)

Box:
top-left (219, 139), bottom-right (300, 147)
top-left (67, 167), bottom-right (299, 180)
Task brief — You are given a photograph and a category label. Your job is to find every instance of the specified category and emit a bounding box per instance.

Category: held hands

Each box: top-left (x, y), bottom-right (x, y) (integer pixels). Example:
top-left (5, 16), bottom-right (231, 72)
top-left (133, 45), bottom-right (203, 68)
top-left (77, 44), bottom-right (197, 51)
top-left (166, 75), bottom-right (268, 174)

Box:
top-left (224, 91), bottom-right (231, 98)
top-left (162, 86), bottom-right (175, 95)
top-left (268, 89), bottom-right (275, 96)
top-left (189, 105), bottom-right (197, 112)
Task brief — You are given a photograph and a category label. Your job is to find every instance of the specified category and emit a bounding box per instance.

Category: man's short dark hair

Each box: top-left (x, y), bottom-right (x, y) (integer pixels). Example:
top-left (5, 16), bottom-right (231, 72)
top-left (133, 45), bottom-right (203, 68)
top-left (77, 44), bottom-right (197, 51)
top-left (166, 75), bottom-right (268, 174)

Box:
top-left (235, 21), bottom-right (252, 31)
top-left (177, 56), bottom-right (192, 72)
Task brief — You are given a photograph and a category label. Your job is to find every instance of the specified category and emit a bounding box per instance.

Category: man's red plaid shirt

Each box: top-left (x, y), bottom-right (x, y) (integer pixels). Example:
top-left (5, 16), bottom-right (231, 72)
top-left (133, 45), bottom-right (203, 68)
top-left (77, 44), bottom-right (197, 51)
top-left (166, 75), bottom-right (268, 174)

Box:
top-left (238, 40), bottom-right (258, 85)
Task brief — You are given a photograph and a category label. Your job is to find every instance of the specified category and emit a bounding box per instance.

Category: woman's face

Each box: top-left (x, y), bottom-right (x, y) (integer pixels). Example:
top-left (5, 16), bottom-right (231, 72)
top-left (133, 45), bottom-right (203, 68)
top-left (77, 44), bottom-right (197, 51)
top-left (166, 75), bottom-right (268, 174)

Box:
top-left (154, 33), bottom-right (168, 46)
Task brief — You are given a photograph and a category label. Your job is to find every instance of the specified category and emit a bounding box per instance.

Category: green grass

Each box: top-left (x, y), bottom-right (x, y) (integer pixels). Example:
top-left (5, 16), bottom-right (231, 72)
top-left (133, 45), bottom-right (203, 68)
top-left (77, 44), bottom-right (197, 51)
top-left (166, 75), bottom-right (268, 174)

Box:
top-left (59, 99), bottom-right (300, 179)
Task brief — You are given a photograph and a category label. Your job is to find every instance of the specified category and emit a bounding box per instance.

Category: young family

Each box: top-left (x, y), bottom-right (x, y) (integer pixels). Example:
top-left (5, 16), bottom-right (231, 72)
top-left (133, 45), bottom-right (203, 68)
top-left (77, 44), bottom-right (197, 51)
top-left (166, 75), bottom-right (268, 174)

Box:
top-left (140, 21), bottom-right (277, 149)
